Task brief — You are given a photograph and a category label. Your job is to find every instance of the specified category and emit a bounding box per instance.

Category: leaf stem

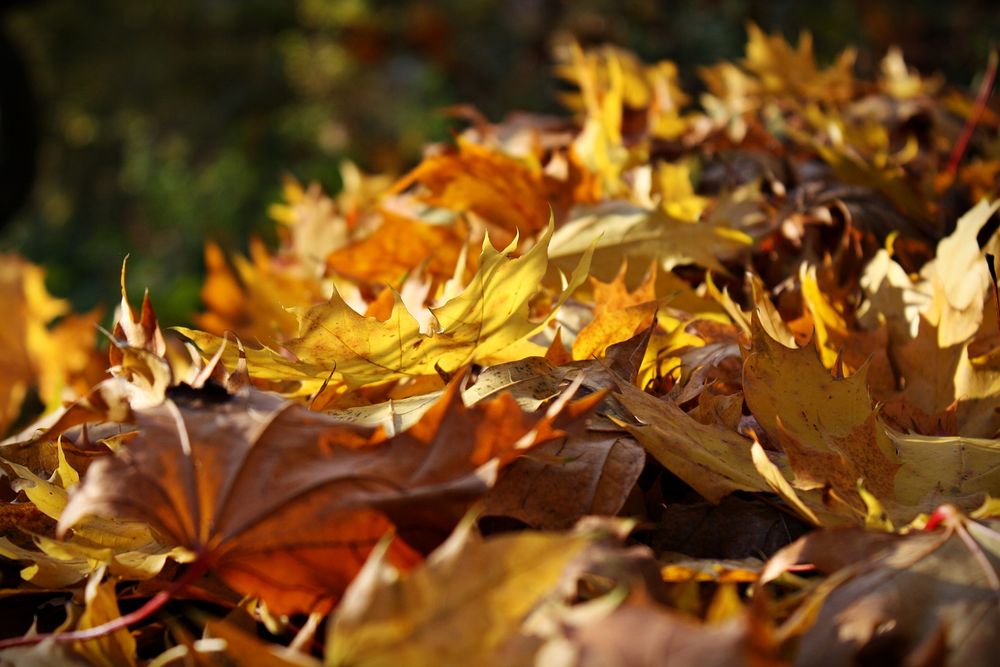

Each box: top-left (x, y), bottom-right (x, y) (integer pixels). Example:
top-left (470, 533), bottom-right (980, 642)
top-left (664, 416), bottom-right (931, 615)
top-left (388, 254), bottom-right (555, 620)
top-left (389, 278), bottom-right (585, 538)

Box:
top-left (945, 48), bottom-right (997, 177)
top-left (0, 554), bottom-right (212, 650)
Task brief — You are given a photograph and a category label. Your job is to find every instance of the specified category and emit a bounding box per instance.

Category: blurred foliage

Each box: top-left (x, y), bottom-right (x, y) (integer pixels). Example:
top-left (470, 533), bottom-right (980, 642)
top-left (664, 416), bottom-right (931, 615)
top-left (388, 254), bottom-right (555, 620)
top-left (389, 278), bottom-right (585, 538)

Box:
top-left (0, 0), bottom-right (996, 325)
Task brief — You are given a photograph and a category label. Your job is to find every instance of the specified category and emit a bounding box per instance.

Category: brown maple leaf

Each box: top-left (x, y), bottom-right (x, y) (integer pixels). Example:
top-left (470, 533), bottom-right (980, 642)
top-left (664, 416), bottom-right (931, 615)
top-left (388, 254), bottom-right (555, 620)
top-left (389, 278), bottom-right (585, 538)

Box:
top-left (58, 377), bottom-right (596, 614)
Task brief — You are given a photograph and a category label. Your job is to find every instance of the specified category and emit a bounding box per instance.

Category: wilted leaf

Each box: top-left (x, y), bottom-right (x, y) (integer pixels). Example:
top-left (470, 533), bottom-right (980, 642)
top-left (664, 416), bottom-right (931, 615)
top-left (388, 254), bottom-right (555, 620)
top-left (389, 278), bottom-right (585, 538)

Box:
top-left (196, 240), bottom-right (327, 342)
top-left (0, 451), bottom-right (182, 586)
top-left (763, 514), bottom-right (1000, 666)
top-left (614, 380), bottom-right (770, 503)
top-left (326, 518), bottom-right (596, 667)
top-left (885, 429), bottom-right (1000, 513)
top-left (0, 256), bottom-right (100, 434)
top-left (572, 263), bottom-right (659, 361)
top-left (743, 317), bottom-right (900, 518)
top-left (483, 430), bottom-right (644, 529)
top-left (203, 619), bottom-right (321, 667)
top-left (549, 203), bottom-right (750, 282)
top-left (71, 570), bottom-right (137, 667)
top-left (920, 199), bottom-right (1000, 347)
top-left (326, 211), bottom-right (467, 286)
top-left (59, 378), bottom-right (591, 614)
top-left (547, 591), bottom-right (780, 667)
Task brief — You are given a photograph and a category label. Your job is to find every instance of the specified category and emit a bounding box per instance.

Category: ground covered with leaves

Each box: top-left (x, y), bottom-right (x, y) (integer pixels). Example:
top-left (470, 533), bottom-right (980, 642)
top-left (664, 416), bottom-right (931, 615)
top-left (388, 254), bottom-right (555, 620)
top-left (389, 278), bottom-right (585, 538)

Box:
top-left (1, 25), bottom-right (999, 666)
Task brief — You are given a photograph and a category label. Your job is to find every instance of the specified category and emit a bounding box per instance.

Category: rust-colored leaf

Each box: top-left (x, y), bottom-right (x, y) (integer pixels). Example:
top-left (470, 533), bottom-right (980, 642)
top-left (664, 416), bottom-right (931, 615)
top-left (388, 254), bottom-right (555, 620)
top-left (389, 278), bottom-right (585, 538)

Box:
top-left (58, 378), bottom-right (587, 614)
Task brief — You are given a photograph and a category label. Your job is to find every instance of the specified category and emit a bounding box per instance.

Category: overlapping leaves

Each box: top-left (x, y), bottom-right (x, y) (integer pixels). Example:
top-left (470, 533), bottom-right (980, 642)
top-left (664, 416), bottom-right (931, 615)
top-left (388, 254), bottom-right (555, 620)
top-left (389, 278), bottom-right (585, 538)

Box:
top-left (1, 24), bottom-right (1000, 667)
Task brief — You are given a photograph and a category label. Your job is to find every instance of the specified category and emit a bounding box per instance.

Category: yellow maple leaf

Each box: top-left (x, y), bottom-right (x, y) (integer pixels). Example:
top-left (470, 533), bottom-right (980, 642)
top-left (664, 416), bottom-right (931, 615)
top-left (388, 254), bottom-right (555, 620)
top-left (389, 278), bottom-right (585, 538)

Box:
top-left (179, 224), bottom-right (592, 392)
top-left (743, 317), bottom-right (901, 518)
top-left (879, 47), bottom-right (942, 99)
top-left (0, 256), bottom-right (102, 434)
top-left (743, 23), bottom-right (856, 103)
top-left (327, 518), bottom-right (597, 667)
top-left (654, 162), bottom-right (709, 222)
top-left (558, 43), bottom-right (688, 197)
top-left (0, 445), bottom-right (186, 588)
top-left (326, 210), bottom-right (468, 287)
top-left (548, 202), bottom-right (750, 283)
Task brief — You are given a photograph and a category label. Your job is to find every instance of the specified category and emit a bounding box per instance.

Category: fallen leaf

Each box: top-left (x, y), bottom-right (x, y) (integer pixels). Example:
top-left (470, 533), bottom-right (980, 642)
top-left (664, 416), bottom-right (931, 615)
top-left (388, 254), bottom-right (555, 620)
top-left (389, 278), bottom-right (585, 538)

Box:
top-left (326, 211), bottom-right (467, 286)
top-left (326, 518), bottom-right (596, 667)
top-left (743, 317), bottom-right (900, 517)
top-left (548, 590), bottom-right (780, 667)
top-left (0, 450), bottom-right (183, 587)
top-left (389, 140), bottom-right (554, 246)
top-left (762, 515), bottom-right (1000, 666)
top-left (71, 570), bottom-right (137, 667)
top-left (0, 256), bottom-right (100, 434)
top-left (203, 619), bottom-right (321, 667)
top-left (548, 202), bottom-right (750, 283)
top-left (58, 377), bottom-right (590, 614)
top-left (196, 240), bottom-right (326, 342)
top-left (614, 380), bottom-right (770, 503)
top-left (178, 222), bottom-right (592, 393)
top-left (920, 199), bottom-right (1000, 347)
top-left (482, 430), bottom-right (645, 529)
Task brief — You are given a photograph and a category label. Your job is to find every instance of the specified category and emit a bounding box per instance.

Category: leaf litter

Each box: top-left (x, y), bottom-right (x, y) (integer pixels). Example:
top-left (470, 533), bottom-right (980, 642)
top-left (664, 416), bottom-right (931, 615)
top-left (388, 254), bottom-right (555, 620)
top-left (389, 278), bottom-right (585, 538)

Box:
top-left (1, 24), bottom-right (1000, 666)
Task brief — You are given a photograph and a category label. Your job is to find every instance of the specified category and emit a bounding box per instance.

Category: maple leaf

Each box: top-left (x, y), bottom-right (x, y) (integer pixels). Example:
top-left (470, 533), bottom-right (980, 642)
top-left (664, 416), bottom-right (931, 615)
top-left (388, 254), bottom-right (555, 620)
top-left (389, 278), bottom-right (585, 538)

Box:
top-left (178, 222), bottom-right (592, 392)
top-left (699, 22), bottom-right (856, 131)
top-left (387, 140), bottom-right (555, 248)
top-left (746, 23), bottom-right (856, 104)
top-left (548, 201), bottom-right (750, 283)
top-left (760, 512), bottom-right (1000, 666)
top-left (483, 430), bottom-right (645, 530)
top-left (614, 379), bottom-right (771, 504)
top-left (743, 316), bottom-right (1000, 524)
top-left (571, 262), bottom-right (659, 360)
top-left (0, 256), bottom-right (102, 434)
top-left (72, 569), bottom-right (138, 667)
top-left (199, 169), bottom-right (399, 342)
top-left (879, 47), bottom-right (942, 99)
top-left (557, 43), bottom-right (690, 132)
top-left (743, 317), bottom-right (900, 517)
top-left (553, 591), bottom-right (779, 667)
top-left (920, 199), bottom-right (1000, 347)
top-left (197, 239), bottom-right (327, 342)
top-left (268, 173), bottom-right (356, 277)
top-left (327, 517), bottom-right (600, 666)
top-left (854, 202), bottom-right (1000, 436)
top-left (794, 107), bottom-right (930, 224)
top-left (556, 44), bottom-right (634, 197)
top-left (198, 617), bottom-right (321, 666)
top-left (10, 28), bottom-right (1000, 663)
top-left (57, 377), bottom-right (593, 614)
top-left (798, 264), bottom-right (894, 396)
top-left (557, 42), bottom-right (693, 197)
top-left (0, 446), bottom-right (184, 587)
top-left (885, 428), bottom-right (1000, 515)
top-left (325, 210), bottom-right (467, 287)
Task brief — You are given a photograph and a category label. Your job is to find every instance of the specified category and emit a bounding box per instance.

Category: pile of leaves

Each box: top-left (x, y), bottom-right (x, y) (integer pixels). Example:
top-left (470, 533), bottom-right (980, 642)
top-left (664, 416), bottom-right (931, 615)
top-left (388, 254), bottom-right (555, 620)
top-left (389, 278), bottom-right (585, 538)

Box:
top-left (1, 25), bottom-right (999, 665)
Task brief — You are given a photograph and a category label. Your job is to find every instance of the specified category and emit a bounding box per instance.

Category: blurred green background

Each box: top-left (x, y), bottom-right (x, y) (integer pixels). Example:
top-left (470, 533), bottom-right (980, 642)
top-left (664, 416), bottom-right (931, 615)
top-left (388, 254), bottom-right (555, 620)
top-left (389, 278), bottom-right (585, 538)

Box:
top-left (0, 0), bottom-right (996, 325)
